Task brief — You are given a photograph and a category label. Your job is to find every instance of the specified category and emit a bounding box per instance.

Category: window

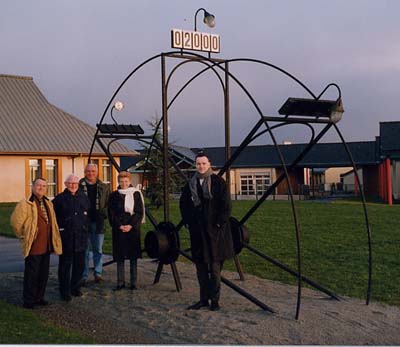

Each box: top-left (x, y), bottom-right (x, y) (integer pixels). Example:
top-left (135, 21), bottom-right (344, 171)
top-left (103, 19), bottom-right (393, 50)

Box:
top-left (26, 158), bottom-right (60, 198)
top-left (240, 175), bottom-right (254, 195)
top-left (45, 159), bottom-right (58, 199)
top-left (29, 159), bottom-right (41, 187)
top-left (240, 173), bottom-right (271, 195)
top-left (101, 159), bottom-right (111, 187)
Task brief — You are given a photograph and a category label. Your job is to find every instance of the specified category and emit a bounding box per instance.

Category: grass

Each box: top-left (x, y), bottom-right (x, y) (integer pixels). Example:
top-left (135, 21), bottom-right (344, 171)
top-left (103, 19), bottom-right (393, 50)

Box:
top-left (2, 200), bottom-right (399, 306)
top-left (0, 300), bottom-right (93, 344)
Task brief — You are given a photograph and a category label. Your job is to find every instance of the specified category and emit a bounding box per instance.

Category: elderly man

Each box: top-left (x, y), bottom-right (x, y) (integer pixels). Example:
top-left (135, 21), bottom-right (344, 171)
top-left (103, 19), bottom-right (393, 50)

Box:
top-left (53, 174), bottom-right (89, 301)
top-left (79, 163), bottom-right (110, 283)
top-left (10, 178), bottom-right (62, 309)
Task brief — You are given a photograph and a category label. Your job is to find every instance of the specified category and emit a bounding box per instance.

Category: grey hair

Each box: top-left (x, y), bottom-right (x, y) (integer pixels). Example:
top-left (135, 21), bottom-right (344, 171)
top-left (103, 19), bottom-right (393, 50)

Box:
top-left (65, 174), bottom-right (79, 183)
top-left (85, 163), bottom-right (98, 171)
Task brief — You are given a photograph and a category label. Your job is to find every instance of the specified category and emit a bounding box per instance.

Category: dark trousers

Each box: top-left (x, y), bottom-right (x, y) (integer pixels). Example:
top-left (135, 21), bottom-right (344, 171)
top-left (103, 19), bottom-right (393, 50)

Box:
top-left (23, 253), bottom-right (50, 305)
top-left (58, 251), bottom-right (85, 297)
top-left (117, 259), bottom-right (137, 286)
top-left (195, 262), bottom-right (223, 304)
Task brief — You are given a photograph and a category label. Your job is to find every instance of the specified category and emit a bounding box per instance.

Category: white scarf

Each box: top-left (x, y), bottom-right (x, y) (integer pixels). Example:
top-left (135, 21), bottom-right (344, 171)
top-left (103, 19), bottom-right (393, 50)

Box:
top-left (117, 186), bottom-right (145, 224)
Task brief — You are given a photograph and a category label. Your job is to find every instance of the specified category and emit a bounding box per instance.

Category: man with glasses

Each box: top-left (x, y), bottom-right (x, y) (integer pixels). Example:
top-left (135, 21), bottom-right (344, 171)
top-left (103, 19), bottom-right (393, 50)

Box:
top-left (53, 174), bottom-right (89, 301)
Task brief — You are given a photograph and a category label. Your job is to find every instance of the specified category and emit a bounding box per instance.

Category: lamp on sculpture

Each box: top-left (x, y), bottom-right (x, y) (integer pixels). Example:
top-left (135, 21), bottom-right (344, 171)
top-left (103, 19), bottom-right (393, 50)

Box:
top-left (110, 100), bottom-right (124, 124)
top-left (278, 97), bottom-right (344, 124)
top-left (194, 8), bottom-right (215, 31)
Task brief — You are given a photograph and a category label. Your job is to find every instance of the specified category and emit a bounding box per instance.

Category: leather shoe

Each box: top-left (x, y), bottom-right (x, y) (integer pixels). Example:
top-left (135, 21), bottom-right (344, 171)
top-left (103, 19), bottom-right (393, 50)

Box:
top-left (61, 295), bottom-right (72, 302)
top-left (113, 284), bottom-right (125, 291)
top-left (130, 284), bottom-right (137, 290)
top-left (71, 290), bottom-right (83, 297)
top-left (35, 299), bottom-right (49, 306)
top-left (187, 301), bottom-right (209, 310)
top-left (94, 275), bottom-right (103, 283)
top-left (210, 302), bottom-right (221, 311)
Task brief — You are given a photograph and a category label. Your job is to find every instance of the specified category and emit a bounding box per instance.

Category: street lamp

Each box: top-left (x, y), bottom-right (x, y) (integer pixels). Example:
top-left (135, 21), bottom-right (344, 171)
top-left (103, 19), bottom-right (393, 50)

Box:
top-left (111, 100), bottom-right (124, 124)
top-left (194, 8), bottom-right (215, 31)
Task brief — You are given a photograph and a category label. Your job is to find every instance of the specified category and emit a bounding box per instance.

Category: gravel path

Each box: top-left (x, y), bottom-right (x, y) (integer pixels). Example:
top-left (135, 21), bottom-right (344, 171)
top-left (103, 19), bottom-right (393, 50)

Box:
top-left (1, 259), bottom-right (399, 345)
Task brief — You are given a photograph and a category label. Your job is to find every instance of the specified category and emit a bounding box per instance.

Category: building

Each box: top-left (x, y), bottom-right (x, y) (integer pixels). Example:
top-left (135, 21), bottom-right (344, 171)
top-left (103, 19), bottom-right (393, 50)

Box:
top-left (0, 74), bottom-right (136, 202)
top-left (122, 126), bottom-right (400, 203)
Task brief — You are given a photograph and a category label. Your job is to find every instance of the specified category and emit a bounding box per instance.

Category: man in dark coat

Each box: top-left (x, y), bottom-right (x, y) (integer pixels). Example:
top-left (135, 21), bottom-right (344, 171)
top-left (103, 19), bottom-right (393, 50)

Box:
top-left (53, 174), bottom-right (89, 301)
top-left (180, 153), bottom-right (234, 311)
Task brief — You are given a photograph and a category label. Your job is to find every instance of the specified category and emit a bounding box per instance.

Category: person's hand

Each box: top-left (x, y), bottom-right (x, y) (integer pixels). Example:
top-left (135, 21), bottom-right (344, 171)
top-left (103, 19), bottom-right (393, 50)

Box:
top-left (119, 225), bottom-right (132, 232)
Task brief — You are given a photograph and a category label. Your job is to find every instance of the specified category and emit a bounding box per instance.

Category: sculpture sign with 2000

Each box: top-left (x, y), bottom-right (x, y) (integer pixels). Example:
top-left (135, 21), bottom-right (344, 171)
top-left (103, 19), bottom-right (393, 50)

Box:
top-left (171, 29), bottom-right (220, 53)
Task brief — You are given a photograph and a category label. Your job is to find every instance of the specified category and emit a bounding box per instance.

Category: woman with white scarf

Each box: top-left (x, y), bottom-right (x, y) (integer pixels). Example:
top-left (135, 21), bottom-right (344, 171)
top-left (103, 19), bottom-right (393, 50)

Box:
top-left (108, 171), bottom-right (145, 290)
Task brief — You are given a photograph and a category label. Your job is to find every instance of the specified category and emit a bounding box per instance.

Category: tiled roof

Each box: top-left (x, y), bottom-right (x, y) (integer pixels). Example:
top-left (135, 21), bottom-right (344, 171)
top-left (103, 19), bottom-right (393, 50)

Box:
top-left (0, 74), bottom-right (135, 156)
top-left (121, 140), bottom-right (378, 171)
top-left (194, 141), bottom-right (378, 168)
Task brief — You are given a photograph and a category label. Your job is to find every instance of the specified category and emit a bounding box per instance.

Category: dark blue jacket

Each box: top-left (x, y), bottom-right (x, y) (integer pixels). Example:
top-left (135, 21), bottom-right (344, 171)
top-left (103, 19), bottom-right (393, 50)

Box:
top-left (53, 189), bottom-right (90, 253)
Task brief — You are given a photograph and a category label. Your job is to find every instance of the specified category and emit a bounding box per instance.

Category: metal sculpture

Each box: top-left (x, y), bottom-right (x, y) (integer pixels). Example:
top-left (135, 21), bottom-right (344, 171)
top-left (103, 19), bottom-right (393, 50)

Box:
top-left (89, 50), bottom-right (372, 320)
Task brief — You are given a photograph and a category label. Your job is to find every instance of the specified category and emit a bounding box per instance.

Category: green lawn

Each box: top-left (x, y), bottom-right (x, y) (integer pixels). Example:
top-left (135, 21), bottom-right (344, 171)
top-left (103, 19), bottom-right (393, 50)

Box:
top-left (2, 200), bottom-right (399, 306)
top-left (0, 300), bottom-right (93, 344)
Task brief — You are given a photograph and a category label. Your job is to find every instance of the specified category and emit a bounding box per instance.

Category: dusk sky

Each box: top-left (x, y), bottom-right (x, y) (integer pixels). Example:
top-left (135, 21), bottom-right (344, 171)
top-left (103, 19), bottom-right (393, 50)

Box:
top-left (2, 0), bottom-right (400, 148)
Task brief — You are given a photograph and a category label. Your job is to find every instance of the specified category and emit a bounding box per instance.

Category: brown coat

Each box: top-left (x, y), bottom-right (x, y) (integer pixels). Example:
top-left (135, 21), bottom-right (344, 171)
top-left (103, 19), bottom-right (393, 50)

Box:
top-left (10, 197), bottom-right (62, 258)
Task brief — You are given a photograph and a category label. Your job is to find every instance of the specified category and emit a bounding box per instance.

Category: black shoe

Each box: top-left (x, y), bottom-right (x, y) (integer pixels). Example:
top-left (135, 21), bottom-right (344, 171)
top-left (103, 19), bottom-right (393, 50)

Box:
top-left (35, 299), bottom-right (49, 306)
top-left (187, 301), bottom-right (209, 310)
top-left (23, 302), bottom-right (35, 309)
top-left (210, 302), bottom-right (221, 311)
top-left (130, 285), bottom-right (137, 290)
top-left (113, 284), bottom-right (125, 291)
top-left (80, 278), bottom-right (88, 287)
top-left (61, 295), bottom-right (72, 302)
top-left (71, 290), bottom-right (83, 297)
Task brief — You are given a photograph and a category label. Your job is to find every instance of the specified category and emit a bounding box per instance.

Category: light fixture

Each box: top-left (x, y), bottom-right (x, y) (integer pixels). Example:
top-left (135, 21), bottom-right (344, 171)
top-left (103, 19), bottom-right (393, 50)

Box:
top-left (278, 97), bottom-right (344, 124)
top-left (111, 100), bottom-right (124, 124)
top-left (194, 8), bottom-right (215, 31)
top-left (114, 100), bottom-right (124, 111)
top-left (329, 98), bottom-right (344, 123)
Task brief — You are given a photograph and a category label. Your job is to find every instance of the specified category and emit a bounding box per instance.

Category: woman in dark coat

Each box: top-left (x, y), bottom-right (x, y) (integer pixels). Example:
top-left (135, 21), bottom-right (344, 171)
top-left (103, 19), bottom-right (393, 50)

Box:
top-left (53, 174), bottom-right (89, 301)
top-left (108, 171), bottom-right (144, 290)
top-left (180, 153), bottom-right (234, 311)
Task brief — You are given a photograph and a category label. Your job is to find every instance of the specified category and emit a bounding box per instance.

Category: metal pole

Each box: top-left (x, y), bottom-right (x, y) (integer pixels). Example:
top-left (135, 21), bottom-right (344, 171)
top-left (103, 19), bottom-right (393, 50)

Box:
top-left (224, 61), bottom-right (245, 281)
top-left (243, 243), bottom-right (340, 300)
top-left (161, 54), bottom-right (169, 222)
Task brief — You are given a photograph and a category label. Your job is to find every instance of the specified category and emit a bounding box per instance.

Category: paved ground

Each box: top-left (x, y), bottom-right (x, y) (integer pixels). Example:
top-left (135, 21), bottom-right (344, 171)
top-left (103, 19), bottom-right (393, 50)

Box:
top-left (0, 235), bottom-right (111, 273)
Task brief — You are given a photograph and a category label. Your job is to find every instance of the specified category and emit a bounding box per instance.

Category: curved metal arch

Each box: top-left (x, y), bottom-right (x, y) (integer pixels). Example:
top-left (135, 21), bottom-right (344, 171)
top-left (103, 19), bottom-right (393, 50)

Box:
top-left (166, 58), bottom-right (225, 92)
top-left (317, 83), bottom-right (342, 100)
top-left (89, 52), bottom-right (164, 160)
top-left (140, 58), bottom-right (227, 189)
top-left (250, 121), bottom-right (316, 144)
top-left (333, 123), bottom-right (372, 305)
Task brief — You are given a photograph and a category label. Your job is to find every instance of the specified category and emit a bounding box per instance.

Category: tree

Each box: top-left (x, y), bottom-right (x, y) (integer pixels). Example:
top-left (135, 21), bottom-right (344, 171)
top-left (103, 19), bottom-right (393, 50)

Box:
top-left (140, 115), bottom-right (186, 208)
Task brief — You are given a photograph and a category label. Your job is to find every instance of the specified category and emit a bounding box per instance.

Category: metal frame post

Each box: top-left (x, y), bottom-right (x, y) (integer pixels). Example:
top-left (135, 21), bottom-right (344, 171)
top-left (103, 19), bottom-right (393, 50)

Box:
top-left (161, 54), bottom-right (170, 222)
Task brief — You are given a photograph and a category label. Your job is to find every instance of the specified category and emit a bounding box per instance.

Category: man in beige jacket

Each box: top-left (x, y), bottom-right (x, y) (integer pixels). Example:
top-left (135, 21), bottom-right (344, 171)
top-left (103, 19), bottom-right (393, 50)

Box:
top-left (11, 178), bottom-right (62, 309)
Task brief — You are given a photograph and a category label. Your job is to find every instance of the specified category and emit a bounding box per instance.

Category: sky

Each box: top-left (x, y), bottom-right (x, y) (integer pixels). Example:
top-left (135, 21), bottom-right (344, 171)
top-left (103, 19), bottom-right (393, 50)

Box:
top-left (2, 0), bottom-right (400, 148)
